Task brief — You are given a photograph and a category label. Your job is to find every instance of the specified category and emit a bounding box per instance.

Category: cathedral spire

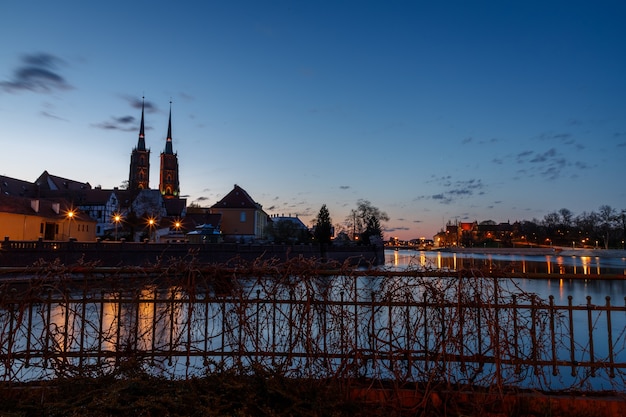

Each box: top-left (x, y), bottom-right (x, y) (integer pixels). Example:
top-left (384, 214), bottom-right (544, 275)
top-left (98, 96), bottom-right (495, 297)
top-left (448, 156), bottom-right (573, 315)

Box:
top-left (165, 101), bottom-right (173, 155)
top-left (159, 100), bottom-right (180, 199)
top-left (129, 96), bottom-right (150, 191)
top-left (137, 96), bottom-right (146, 151)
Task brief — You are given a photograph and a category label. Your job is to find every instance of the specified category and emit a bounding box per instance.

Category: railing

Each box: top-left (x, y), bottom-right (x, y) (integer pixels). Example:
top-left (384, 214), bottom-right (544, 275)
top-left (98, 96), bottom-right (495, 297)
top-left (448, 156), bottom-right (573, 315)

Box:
top-left (1, 260), bottom-right (625, 392)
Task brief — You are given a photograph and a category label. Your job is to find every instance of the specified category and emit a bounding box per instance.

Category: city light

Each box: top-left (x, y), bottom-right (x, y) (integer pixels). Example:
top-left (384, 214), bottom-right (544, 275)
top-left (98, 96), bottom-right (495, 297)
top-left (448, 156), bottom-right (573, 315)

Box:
top-left (147, 217), bottom-right (157, 242)
top-left (112, 213), bottom-right (122, 241)
top-left (66, 209), bottom-right (76, 240)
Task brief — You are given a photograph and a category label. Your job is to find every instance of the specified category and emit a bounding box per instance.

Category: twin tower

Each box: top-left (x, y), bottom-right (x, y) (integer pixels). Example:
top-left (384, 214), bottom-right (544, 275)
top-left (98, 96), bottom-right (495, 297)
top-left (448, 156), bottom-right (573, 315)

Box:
top-left (128, 99), bottom-right (180, 199)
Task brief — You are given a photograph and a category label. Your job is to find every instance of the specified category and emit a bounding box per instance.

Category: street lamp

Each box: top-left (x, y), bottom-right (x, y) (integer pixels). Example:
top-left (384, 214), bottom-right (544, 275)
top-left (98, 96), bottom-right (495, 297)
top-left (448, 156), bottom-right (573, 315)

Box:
top-left (66, 209), bottom-right (76, 240)
top-left (113, 213), bottom-right (122, 241)
top-left (148, 217), bottom-right (156, 242)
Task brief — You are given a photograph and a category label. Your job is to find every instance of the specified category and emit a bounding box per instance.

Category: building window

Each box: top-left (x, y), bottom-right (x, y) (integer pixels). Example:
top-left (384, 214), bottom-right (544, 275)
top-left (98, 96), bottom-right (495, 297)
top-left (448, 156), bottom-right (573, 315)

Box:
top-left (40, 223), bottom-right (44, 233)
top-left (240, 211), bottom-right (246, 222)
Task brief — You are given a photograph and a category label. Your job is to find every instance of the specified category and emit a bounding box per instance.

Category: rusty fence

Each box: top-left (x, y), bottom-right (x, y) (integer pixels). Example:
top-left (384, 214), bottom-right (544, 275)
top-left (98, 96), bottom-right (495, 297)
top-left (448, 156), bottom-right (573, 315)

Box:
top-left (0, 261), bottom-right (625, 392)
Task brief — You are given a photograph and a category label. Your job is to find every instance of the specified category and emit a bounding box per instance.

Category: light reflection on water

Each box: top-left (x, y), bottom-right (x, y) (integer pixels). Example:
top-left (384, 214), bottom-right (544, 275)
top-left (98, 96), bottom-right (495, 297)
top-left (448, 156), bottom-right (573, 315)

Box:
top-left (385, 249), bottom-right (626, 390)
top-left (386, 249), bottom-right (626, 305)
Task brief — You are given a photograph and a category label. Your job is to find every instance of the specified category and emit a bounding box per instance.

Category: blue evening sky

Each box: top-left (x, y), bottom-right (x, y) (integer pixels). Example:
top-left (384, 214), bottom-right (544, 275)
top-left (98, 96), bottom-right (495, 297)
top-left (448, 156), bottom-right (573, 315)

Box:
top-left (1, 1), bottom-right (624, 239)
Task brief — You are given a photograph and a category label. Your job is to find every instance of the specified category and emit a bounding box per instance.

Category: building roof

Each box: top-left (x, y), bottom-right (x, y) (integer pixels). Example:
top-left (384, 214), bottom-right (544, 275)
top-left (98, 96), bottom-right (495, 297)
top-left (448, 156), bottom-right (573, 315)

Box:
top-left (35, 171), bottom-right (91, 192)
top-left (164, 197), bottom-right (187, 217)
top-left (269, 215), bottom-right (308, 230)
top-left (0, 174), bottom-right (37, 198)
top-left (184, 212), bottom-right (222, 229)
top-left (0, 194), bottom-right (94, 222)
top-left (76, 189), bottom-right (119, 206)
top-left (211, 184), bottom-right (262, 210)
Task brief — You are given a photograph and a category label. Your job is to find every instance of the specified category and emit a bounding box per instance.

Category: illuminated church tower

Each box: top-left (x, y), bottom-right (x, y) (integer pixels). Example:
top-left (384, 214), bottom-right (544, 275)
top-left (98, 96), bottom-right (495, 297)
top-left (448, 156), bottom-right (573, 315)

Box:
top-left (159, 103), bottom-right (180, 199)
top-left (128, 98), bottom-right (150, 191)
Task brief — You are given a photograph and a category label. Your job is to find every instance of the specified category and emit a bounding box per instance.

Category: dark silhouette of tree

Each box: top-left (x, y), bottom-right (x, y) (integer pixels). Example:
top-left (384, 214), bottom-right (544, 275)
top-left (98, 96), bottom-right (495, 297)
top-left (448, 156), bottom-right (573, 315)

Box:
top-left (314, 204), bottom-right (333, 245)
top-left (345, 200), bottom-right (389, 241)
top-left (598, 205), bottom-right (617, 249)
top-left (360, 215), bottom-right (383, 244)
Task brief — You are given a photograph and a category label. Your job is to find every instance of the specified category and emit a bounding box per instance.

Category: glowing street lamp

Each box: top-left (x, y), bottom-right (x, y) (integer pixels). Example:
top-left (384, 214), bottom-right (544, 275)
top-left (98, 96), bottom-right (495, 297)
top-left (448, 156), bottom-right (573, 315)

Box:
top-left (147, 217), bottom-right (156, 242)
top-left (66, 209), bottom-right (76, 240)
top-left (113, 213), bottom-right (122, 241)
top-left (172, 219), bottom-right (183, 234)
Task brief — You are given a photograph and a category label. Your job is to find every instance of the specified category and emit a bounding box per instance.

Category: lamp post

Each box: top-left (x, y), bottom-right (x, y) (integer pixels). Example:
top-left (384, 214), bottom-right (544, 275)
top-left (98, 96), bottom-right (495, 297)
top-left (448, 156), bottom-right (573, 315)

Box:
top-left (148, 218), bottom-right (155, 242)
top-left (113, 214), bottom-right (121, 241)
top-left (66, 209), bottom-right (75, 240)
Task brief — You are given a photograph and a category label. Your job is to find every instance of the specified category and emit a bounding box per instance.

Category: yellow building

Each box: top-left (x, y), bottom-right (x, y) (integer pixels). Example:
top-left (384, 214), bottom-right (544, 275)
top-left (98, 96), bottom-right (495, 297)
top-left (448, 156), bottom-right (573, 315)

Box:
top-left (210, 184), bottom-right (268, 243)
top-left (0, 195), bottom-right (96, 241)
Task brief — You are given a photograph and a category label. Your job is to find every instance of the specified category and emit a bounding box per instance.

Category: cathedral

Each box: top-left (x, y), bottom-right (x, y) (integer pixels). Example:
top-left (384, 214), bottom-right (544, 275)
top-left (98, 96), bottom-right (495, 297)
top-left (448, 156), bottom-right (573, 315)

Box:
top-left (129, 99), bottom-right (180, 198)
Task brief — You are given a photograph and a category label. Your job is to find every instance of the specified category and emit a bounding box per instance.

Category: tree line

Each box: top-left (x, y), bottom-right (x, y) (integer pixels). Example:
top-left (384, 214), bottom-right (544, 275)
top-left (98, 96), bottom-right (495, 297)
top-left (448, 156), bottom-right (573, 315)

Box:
top-left (265, 200), bottom-right (388, 246)
top-left (515, 205), bottom-right (626, 249)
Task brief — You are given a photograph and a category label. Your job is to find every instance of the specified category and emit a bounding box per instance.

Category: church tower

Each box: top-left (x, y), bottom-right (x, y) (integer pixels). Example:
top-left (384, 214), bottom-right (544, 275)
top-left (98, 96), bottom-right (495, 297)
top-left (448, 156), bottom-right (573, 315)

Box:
top-left (128, 98), bottom-right (150, 191)
top-left (159, 103), bottom-right (180, 199)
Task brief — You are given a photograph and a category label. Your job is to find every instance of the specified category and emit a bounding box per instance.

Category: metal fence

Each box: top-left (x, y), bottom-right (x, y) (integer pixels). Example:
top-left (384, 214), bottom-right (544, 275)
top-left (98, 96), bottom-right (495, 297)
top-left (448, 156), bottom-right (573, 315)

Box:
top-left (1, 263), bottom-right (625, 392)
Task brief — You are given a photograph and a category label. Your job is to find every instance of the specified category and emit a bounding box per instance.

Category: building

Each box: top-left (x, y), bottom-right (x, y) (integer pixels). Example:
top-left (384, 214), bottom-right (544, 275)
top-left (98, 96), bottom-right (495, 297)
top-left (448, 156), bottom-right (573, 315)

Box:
top-left (0, 194), bottom-right (96, 241)
top-left (210, 184), bottom-right (268, 243)
top-left (128, 98), bottom-right (150, 191)
top-left (0, 98), bottom-right (187, 242)
top-left (159, 104), bottom-right (180, 199)
top-left (124, 99), bottom-right (186, 240)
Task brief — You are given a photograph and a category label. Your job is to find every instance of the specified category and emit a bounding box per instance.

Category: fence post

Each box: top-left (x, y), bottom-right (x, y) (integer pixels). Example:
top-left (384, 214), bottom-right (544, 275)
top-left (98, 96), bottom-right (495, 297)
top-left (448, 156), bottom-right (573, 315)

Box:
top-left (530, 295), bottom-right (538, 376)
top-left (512, 294), bottom-right (520, 375)
top-left (605, 296), bottom-right (615, 378)
top-left (586, 295), bottom-right (595, 377)
top-left (567, 296), bottom-right (576, 377)
top-left (549, 295), bottom-right (557, 376)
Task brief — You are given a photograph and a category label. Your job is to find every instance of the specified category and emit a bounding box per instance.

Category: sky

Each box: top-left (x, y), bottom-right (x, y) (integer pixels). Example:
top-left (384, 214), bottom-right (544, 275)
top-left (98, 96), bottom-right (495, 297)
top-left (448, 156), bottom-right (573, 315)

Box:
top-left (1, 1), bottom-right (625, 240)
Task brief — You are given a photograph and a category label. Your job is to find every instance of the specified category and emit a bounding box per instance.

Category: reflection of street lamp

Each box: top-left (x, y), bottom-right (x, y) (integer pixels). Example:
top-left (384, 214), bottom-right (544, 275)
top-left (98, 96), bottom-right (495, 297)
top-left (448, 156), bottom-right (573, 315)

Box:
top-left (113, 213), bottom-right (122, 241)
top-left (66, 209), bottom-right (76, 240)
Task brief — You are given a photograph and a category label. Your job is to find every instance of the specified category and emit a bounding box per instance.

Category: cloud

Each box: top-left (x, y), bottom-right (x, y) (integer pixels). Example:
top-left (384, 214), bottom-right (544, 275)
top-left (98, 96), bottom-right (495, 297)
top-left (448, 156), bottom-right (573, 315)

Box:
top-left (386, 226), bottom-right (410, 232)
top-left (530, 148), bottom-right (557, 163)
top-left (339, 185), bottom-right (350, 190)
top-left (0, 53), bottom-right (72, 93)
top-left (122, 95), bottom-right (159, 113)
top-left (92, 115), bottom-right (139, 131)
top-left (416, 178), bottom-right (486, 205)
top-left (516, 150), bottom-right (534, 162)
top-left (40, 111), bottom-right (68, 121)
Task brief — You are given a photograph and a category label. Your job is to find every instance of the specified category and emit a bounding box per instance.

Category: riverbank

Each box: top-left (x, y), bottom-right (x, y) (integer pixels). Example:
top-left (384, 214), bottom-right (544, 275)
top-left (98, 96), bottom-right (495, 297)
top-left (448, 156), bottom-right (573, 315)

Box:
top-left (439, 246), bottom-right (626, 258)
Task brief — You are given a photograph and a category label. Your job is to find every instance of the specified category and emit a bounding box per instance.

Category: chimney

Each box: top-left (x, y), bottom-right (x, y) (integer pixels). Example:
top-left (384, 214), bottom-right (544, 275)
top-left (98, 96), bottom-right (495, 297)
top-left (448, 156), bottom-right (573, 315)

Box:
top-left (52, 202), bottom-right (60, 214)
top-left (31, 199), bottom-right (40, 213)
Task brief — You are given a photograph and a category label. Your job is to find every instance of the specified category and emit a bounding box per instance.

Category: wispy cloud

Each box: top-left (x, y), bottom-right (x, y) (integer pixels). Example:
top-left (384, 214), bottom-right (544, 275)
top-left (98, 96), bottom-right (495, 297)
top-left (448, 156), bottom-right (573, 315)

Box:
top-left (0, 53), bottom-right (72, 93)
top-left (123, 95), bottom-right (158, 113)
top-left (512, 147), bottom-right (589, 180)
top-left (416, 177), bottom-right (486, 205)
top-left (92, 116), bottom-right (138, 131)
top-left (94, 97), bottom-right (159, 131)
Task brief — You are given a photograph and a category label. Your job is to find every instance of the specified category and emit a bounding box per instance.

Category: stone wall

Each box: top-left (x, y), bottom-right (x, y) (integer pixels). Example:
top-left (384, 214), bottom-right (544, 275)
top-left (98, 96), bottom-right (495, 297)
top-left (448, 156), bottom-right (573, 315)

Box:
top-left (0, 238), bottom-right (384, 267)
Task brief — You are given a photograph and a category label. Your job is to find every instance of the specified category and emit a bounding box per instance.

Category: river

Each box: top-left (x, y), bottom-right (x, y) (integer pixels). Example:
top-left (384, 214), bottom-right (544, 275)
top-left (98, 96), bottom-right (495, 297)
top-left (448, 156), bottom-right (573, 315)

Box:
top-left (385, 249), bottom-right (626, 305)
